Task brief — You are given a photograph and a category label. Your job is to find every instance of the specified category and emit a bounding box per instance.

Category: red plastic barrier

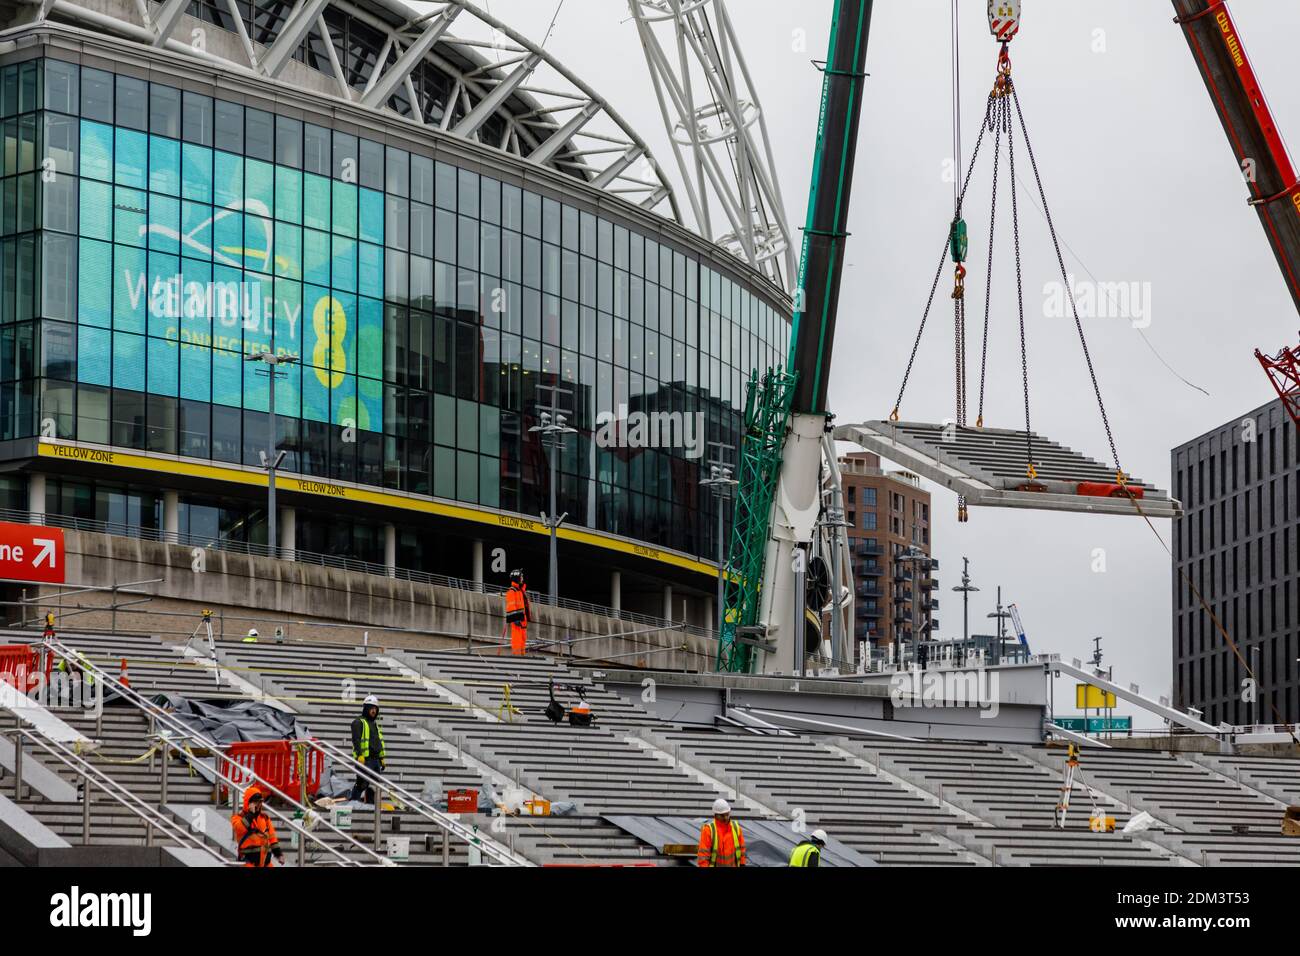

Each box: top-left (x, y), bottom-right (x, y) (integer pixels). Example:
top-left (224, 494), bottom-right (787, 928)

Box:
top-left (223, 740), bottom-right (323, 802)
top-left (0, 644), bottom-right (36, 691)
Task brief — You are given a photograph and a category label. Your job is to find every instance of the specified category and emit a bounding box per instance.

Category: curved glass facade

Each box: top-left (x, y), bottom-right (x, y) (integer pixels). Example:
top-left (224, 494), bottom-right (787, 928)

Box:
top-left (1, 56), bottom-right (790, 559)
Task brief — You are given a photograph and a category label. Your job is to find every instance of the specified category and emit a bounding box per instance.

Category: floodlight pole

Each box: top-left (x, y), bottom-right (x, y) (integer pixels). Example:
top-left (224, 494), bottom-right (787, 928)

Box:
top-left (953, 556), bottom-right (979, 647)
top-left (987, 585), bottom-right (1012, 665)
top-left (699, 442), bottom-right (737, 636)
top-left (531, 384), bottom-right (575, 603)
top-left (247, 352), bottom-right (298, 558)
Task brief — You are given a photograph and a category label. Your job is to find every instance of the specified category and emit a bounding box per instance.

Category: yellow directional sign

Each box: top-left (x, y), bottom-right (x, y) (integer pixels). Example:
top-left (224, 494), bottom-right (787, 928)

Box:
top-left (1075, 684), bottom-right (1117, 709)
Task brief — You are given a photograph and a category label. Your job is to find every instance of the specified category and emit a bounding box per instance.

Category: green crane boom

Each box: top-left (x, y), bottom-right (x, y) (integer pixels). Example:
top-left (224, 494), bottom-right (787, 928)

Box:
top-left (717, 0), bottom-right (874, 673)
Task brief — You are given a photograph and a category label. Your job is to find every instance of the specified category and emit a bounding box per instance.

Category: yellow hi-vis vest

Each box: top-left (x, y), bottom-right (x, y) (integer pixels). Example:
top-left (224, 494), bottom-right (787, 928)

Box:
top-left (57, 653), bottom-right (94, 686)
top-left (355, 718), bottom-right (385, 761)
top-left (789, 841), bottom-right (821, 867)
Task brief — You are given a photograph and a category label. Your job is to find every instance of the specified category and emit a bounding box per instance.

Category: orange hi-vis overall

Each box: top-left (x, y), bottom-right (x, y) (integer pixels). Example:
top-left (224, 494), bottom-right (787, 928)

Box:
top-left (697, 818), bottom-right (746, 867)
top-left (230, 790), bottom-right (281, 867)
top-left (505, 582), bottom-right (530, 656)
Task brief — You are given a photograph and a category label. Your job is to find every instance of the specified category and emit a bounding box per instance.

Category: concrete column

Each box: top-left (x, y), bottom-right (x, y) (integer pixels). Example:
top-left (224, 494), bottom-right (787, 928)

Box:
top-left (27, 472), bottom-right (45, 525)
top-left (163, 490), bottom-right (179, 544)
top-left (279, 506), bottom-right (296, 563)
top-left (472, 540), bottom-right (484, 586)
top-left (705, 595), bottom-right (714, 634)
top-left (384, 523), bottom-right (396, 577)
top-left (610, 570), bottom-right (622, 613)
top-left (663, 584), bottom-right (673, 622)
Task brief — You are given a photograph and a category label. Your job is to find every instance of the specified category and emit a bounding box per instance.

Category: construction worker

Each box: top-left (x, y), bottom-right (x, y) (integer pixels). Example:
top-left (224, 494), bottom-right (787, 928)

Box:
top-left (505, 569), bottom-right (532, 656)
top-left (242, 628), bottom-right (259, 643)
top-left (697, 798), bottom-right (746, 867)
top-left (789, 828), bottom-right (828, 867)
top-left (56, 650), bottom-right (95, 704)
top-left (230, 786), bottom-right (283, 867)
top-left (53, 650), bottom-right (93, 706)
top-left (56, 650), bottom-right (94, 686)
top-left (349, 694), bottom-right (386, 804)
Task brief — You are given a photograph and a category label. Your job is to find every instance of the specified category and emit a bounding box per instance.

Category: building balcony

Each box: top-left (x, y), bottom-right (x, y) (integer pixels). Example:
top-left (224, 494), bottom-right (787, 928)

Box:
top-left (855, 542), bottom-right (883, 557)
top-left (923, 598), bottom-right (940, 611)
top-left (857, 584), bottom-right (882, 598)
top-left (858, 564), bottom-right (882, 577)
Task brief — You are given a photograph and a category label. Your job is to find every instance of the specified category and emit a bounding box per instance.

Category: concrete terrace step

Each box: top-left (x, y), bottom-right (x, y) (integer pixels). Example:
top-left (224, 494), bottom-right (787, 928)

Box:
top-left (6, 632), bottom-right (1300, 867)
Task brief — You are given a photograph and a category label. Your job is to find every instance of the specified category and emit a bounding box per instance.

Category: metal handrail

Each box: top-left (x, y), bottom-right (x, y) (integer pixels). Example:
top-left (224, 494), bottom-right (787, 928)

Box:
top-left (38, 637), bottom-right (387, 867)
top-left (40, 635), bottom-right (528, 865)
top-left (305, 737), bottom-right (531, 867)
top-left (8, 725), bottom-right (233, 865)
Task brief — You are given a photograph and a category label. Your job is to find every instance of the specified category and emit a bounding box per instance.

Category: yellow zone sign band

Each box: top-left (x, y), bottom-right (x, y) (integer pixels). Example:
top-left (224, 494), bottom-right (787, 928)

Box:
top-left (37, 441), bottom-right (717, 578)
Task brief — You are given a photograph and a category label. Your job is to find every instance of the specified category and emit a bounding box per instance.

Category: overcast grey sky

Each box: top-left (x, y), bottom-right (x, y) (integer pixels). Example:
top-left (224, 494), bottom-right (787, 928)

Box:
top-left (437, 1), bottom-right (1300, 716)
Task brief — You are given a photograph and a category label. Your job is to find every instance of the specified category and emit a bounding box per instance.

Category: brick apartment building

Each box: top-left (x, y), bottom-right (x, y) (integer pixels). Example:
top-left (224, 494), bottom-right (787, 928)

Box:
top-left (839, 451), bottom-right (937, 659)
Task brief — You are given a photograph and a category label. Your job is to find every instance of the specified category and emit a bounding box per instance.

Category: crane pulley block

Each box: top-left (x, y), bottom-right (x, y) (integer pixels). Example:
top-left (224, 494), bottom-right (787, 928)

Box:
top-left (988, 0), bottom-right (1021, 42)
top-left (949, 217), bottom-right (968, 264)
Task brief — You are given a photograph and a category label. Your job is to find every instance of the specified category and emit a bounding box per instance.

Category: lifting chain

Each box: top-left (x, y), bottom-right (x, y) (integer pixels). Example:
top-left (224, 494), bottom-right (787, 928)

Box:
top-left (1011, 86), bottom-right (1124, 479)
top-left (977, 92), bottom-right (1010, 430)
top-left (898, 27), bottom-right (1125, 500)
top-left (892, 94), bottom-right (997, 422)
top-left (951, 229), bottom-right (968, 430)
top-left (1004, 73), bottom-right (1037, 480)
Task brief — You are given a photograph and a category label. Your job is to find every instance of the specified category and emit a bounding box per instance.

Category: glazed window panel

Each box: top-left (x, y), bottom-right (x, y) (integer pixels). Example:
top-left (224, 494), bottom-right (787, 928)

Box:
top-left (18, 59), bottom-right (794, 552)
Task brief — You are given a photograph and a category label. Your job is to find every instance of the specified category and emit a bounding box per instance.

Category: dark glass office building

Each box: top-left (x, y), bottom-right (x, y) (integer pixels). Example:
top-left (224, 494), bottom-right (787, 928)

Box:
top-left (0, 4), bottom-right (791, 621)
top-left (1171, 398), bottom-right (1299, 726)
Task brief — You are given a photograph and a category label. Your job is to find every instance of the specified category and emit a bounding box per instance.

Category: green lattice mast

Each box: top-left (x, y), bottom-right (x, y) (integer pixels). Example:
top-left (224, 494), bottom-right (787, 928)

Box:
top-left (716, 367), bottom-right (797, 673)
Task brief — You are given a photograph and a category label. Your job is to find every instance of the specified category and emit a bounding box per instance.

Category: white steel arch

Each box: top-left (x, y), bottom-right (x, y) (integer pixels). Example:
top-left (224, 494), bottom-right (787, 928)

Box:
top-left (627, 0), bottom-right (795, 288)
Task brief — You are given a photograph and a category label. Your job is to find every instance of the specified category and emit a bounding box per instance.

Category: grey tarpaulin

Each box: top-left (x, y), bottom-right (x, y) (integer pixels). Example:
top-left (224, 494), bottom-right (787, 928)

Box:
top-left (148, 694), bottom-right (312, 746)
top-left (603, 815), bottom-right (875, 867)
top-left (147, 694), bottom-right (320, 794)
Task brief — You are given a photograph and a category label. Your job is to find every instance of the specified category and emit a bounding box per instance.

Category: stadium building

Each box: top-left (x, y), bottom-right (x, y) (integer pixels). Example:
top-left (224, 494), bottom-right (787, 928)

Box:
top-left (0, 0), bottom-right (791, 625)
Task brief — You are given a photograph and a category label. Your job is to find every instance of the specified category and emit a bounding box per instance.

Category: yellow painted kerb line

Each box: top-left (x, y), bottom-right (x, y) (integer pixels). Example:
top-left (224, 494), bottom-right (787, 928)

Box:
top-left (37, 441), bottom-right (718, 577)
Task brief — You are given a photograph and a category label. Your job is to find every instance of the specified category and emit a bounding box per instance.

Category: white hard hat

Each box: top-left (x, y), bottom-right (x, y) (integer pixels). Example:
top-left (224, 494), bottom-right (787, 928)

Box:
top-left (712, 798), bottom-right (731, 816)
top-left (247, 628), bottom-right (258, 636)
top-left (810, 828), bottom-right (828, 844)
top-left (363, 695), bottom-right (379, 706)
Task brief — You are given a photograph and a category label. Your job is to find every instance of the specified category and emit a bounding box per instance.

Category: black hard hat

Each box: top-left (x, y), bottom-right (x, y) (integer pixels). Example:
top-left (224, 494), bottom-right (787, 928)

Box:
top-left (510, 568), bottom-right (525, 582)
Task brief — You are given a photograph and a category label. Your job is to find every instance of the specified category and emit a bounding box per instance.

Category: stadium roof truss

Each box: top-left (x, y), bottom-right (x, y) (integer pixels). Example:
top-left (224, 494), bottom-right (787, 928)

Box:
top-left (23, 0), bottom-right (679, 220)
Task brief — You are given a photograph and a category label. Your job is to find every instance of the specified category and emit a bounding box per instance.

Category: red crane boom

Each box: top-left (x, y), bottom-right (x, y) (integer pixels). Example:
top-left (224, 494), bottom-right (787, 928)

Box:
top-left (1172, 0), bottom-right (1300, 425)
